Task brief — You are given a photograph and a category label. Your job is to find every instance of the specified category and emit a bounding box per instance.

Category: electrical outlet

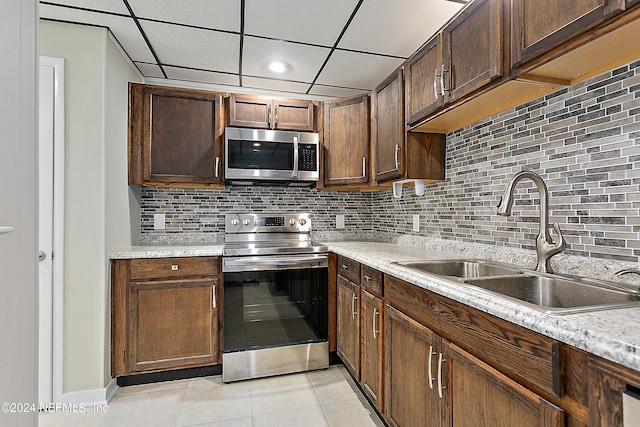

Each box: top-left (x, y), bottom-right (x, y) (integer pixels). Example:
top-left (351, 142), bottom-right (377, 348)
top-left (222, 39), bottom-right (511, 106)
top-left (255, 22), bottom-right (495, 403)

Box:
top-left (154, 213), bottom-right (166, 230)
top-left (336, 214), bottom-right (345, 229)
top-left (413, 214), bottom-right (420, 232)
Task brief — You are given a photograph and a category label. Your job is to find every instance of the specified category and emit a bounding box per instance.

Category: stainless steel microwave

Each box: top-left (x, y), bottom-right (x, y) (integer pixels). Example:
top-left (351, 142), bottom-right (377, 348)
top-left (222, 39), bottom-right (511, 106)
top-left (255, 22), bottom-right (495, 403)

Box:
top-left (224, 127), bottom-right (320, 186)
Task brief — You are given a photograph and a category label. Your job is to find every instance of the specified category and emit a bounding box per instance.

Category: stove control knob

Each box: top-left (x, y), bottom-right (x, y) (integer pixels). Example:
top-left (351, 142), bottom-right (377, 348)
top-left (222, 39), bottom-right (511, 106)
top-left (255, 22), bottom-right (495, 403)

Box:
top-left (242, 219), bottom-right (251, 226)
top-left (299, 218), bottom-right (307, 226)
top-left (231, 219), bottom-right (239, 226)
top-left (289, 218), bottom-right (297, 226)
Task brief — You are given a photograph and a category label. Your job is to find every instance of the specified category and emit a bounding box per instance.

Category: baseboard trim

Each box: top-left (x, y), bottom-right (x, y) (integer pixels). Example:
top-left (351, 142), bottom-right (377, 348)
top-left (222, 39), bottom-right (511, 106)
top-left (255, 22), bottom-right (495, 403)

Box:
top-left (60, 378), bottom-right (119, 405)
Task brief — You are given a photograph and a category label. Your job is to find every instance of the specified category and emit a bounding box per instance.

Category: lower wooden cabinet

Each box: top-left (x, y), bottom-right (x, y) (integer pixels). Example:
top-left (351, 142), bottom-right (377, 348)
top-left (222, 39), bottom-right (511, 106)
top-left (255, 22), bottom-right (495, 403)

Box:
top-left (360, 290), bottom-right (384, 411)
top-left (111, 256), bottom-right (221, 377)
top-left (337, 275), bottom-right (361, 380)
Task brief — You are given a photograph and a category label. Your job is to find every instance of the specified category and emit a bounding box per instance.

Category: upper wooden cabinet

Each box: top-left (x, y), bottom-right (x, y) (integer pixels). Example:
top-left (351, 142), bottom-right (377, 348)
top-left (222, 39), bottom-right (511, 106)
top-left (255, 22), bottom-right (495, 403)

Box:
top-left (443, 0), bottom-right (503, 103)
top-left (128, 83), bottom-right (224, 187)
top-left (405, 0), bottom-right (504, 129)
top-left (405, 35), bottom-right (444, 126)
top-left (227, 94), bottom-right (315, 131)
top-left (374, 67), bottom-right (446, 185)
top-left (322, 94), bottom-right (371, 187)
top-left (511, 0), bottom-right (626, 68)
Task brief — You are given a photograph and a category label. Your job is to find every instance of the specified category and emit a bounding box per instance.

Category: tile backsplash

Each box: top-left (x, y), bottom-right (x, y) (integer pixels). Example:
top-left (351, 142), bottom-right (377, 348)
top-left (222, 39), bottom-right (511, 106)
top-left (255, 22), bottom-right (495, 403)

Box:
top-left (140, 59), bottom-right (640, 262)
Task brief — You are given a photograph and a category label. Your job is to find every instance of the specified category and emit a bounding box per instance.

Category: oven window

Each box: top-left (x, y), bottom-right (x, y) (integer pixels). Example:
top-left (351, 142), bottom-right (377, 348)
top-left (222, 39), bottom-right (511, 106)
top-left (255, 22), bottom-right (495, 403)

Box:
top-left (227, 140), bottom-right (294, 170)
top-left (223, 268), bottom-right (328, 353)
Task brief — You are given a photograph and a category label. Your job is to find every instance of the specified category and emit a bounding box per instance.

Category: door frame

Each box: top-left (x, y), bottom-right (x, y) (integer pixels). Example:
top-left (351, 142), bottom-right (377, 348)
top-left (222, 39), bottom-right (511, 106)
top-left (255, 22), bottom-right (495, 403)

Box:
top-left (39, 55), bottom-right (65, 404)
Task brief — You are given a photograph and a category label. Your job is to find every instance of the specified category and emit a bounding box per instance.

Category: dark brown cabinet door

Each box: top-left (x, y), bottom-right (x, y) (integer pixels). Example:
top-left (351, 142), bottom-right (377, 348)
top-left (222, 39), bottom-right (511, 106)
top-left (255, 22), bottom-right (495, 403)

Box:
top-left (360, 291), bottom-right (384, 412)
top-left (384, 306), bottom-right (439, 427)
top-left (272, 99), bottom-right (315, 131)
top-left (131, 84), bottom-right (224, 186)
top-left (405, 35), bottom-right (443, 126)
top-left (446, 341), bottom-right (565, 427)
top-left (323, 94), bottom-right (371, 187)
top-left (337, 275), bottom-right (360, 380)
top-left (443, 0), bottom-right (503, 103)
top-left (374, 68), bottom-right (405, 183)
top-left (128, 276), bottom-right (219, 373)
top-left (511, 0), bottom-right (626, 68)
top-left (228, 95), bottom-right (315, 131)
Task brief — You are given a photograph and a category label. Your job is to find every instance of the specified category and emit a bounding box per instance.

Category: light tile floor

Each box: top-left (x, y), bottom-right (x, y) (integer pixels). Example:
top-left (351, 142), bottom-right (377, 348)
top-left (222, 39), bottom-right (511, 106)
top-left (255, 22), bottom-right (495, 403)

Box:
top-left (39, 365), bottom-right (385, 427)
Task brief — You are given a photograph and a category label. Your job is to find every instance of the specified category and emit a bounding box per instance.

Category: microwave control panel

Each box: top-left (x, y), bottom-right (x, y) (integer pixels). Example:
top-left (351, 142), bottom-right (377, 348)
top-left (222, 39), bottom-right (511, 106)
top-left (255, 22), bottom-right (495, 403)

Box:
top-left (299, 144), bottom-right (318, 171)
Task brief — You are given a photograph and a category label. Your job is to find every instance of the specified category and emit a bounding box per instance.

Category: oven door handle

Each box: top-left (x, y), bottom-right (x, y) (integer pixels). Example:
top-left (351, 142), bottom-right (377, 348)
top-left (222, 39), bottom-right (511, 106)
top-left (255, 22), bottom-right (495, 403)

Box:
top-left (223, 254), bottom-right (328, 272)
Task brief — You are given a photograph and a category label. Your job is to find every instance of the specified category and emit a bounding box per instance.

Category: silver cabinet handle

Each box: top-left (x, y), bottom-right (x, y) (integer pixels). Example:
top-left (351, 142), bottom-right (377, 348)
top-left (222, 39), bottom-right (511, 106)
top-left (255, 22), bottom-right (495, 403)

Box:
top-left (351, 293), bottom-right (358, 319)
top-left (437, 352), bottom-right (446, 399)
top-left (267, 104), bottom-right (272, 127)
top-left (342, 264), bottom-right (348, 270)
top-left (394, 144), bottom-right (400, 169)
top-left (171, 264), bottom-right (179, 271)
top-left (274, 106), bottom-right (278, 127)
top-left (433, 68), bottom-right (440, 100)
top-left (440, 64), bottom-right (448, 96)
top-left (372, 308), bottom-right (379, 339)
top-left (39, 250), bottom-right (47, 262)
top-left (428, 345), bottom-right (434, 390)
top-left (363, 275), bottom-right (370, 282)
top-left (362, 157), bottom-right (366, 178)
top-left (0, 226), bottom-right (14, 235)
top-left (215, 157), bottom-right (220, 178)
top-left (212, 284), bottom-right (217, 309)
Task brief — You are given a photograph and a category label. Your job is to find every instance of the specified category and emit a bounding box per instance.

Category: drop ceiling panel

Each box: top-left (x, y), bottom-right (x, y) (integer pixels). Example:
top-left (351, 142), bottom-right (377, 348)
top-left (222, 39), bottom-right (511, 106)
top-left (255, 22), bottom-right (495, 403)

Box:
top-left (164, 66), bottom-right (239, 86)
top-left (243, 36), bottom-right (330, 83)
top-left (244, 0), bottom-right (360, 46)
top-left (242, 77), bottom-right (311, 95)
top-left (316, 50), bottom-right (404, 90)
top-left (42, 0), bottom-right (129, 15)
top-left (39, 4), bottom-right (156, 63)
top-left (129, 0), bottom-right (240, 32)
top-left (140, 20), bottom-right (239, 73)
top-left (308, 85), bottom-right (369, 98)
top-left (134, 62), bottom-right (164, 78)
top-left (339, 0), bottom-right (464, 57)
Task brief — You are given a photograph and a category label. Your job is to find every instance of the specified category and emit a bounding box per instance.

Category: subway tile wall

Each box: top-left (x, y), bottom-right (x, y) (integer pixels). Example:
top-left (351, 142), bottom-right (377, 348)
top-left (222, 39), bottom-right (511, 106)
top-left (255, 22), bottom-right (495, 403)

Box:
top-left (139, 186), bottom-right (372, 243)
top-left (140, 60), bottom-right (640, 262)
top-left (371, 59), bottom-right (640, 262)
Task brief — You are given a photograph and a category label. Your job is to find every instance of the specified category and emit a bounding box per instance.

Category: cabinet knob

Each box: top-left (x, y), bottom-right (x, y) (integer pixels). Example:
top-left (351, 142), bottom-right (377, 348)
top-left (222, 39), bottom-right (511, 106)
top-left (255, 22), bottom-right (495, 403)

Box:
top-left (364, 275), bottom-right (370, 282)
top-left (342, 264), bottom-right (348, 270)
top-left (171, 264), bottom-right (179, 271)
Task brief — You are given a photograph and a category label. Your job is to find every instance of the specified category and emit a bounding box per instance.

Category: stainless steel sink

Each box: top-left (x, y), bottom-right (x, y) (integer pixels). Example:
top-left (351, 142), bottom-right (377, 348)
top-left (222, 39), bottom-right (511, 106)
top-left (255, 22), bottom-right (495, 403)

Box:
top-left (394, 258), bottom-right (640, 315)
top-left (396, 259), bottom-right (523, 279)
top-left (463, 275), bottom-right (640, 314)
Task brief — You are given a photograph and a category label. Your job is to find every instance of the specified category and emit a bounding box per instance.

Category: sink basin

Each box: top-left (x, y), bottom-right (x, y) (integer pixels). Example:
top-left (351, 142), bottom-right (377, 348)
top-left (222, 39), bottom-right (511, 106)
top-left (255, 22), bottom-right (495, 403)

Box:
top-left (397, 259), bottom-right (523, 279)
top-left (463, 275), bottom-right (640, 314)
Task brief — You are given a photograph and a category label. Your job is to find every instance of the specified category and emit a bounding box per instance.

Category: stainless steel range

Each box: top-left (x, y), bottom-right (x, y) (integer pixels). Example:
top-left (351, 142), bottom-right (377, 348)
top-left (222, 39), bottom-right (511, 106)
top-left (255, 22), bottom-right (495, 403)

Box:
top-left (222, 213), bottom-right (329, 382)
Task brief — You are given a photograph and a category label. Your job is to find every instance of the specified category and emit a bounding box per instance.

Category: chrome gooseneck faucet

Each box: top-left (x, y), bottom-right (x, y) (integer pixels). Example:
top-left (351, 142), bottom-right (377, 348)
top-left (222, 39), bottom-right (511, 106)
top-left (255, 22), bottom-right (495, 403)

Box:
top-left (497, 171), bottom-right (566, 273)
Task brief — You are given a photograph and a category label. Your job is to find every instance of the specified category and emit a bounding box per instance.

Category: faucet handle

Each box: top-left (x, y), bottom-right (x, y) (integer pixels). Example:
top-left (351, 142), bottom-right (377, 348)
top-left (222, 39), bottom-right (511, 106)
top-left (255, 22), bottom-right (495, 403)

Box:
top-left (551, 223), bottom-right (567, 251)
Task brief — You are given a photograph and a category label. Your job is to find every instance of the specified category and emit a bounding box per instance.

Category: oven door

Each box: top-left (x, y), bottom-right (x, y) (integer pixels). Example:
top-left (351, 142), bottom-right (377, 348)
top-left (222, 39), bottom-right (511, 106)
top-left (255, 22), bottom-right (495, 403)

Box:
top-left (222, 254), bottom-right (328, 354)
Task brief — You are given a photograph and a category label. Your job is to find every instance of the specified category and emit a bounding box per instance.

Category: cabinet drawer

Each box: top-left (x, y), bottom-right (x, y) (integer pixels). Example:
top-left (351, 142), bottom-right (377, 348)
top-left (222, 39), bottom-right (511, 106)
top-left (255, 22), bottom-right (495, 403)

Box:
top-left (337, 255), bottom-right (361, 283)
top-left (361, 265), bottom-right (383, 296)
top-left (130, 257), bottom-right (218, 280)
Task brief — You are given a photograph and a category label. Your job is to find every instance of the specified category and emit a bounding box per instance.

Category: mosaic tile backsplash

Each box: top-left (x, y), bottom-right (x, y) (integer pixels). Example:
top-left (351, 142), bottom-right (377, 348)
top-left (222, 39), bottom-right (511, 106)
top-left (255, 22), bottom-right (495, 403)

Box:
top-left (140, 60), bottom-right (640, 262)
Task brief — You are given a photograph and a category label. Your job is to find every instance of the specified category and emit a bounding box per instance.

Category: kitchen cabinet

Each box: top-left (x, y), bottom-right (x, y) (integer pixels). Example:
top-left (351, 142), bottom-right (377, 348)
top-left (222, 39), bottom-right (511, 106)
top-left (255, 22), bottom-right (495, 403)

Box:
top-left (442, 0), bottom-right (503, 104)
top-left (374, 66), bottom-right (446, 185)
top-left (588, 355), bottom-right (640, 427)
top-left (360, 289), bottom-right (384, 411)
top-left (384, 305), bottom-right (564, 427)
top-left (337, 275), bottom-right (360, 380)
top-left (511, 0), bottom-right (626, 68)
top-left (322, 94), bottom-right (371, 188)
top-left (227, 94), bottom-right (315, 131)
top-left (111, 257), bottom-right (221, 376)
top-left (405, 35), bottom-right (443, 127)
top-left (128, 83), bottom-right (225, 188)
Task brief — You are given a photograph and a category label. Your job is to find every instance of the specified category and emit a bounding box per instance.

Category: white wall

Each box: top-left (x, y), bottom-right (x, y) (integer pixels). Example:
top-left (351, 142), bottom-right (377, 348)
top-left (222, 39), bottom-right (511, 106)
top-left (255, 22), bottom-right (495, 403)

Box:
top-left (40, 20), bottom-right (141, 394)
top-left (0, 0), bottom-right (38, 426)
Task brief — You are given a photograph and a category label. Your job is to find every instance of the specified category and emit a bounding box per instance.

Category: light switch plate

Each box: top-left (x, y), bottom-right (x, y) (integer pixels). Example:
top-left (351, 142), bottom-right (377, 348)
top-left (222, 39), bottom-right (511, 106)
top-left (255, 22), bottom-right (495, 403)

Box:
top-left (154, 213), bottom-right (166, 230)
top-left (413, 214), bottom-right (420, 232)
top-left (336, 214), bottom-right (345, 229)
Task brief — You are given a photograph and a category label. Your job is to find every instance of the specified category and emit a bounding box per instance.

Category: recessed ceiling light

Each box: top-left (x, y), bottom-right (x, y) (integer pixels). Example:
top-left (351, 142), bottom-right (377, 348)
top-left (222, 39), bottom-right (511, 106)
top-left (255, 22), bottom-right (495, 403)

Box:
top-left (268, 61), bottom-right (289, 73)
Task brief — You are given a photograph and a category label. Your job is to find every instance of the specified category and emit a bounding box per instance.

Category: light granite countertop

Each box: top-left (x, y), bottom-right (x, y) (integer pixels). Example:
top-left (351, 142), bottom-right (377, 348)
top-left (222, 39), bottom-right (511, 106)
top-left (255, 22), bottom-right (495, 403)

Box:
top-left (109, 237), bottom-right (640, 372)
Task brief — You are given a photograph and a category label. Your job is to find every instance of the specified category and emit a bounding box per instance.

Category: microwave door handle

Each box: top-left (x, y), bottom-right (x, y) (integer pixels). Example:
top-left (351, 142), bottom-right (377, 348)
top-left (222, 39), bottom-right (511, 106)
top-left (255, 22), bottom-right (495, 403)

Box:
top-left (292, 136), bottom-right (299, 178)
